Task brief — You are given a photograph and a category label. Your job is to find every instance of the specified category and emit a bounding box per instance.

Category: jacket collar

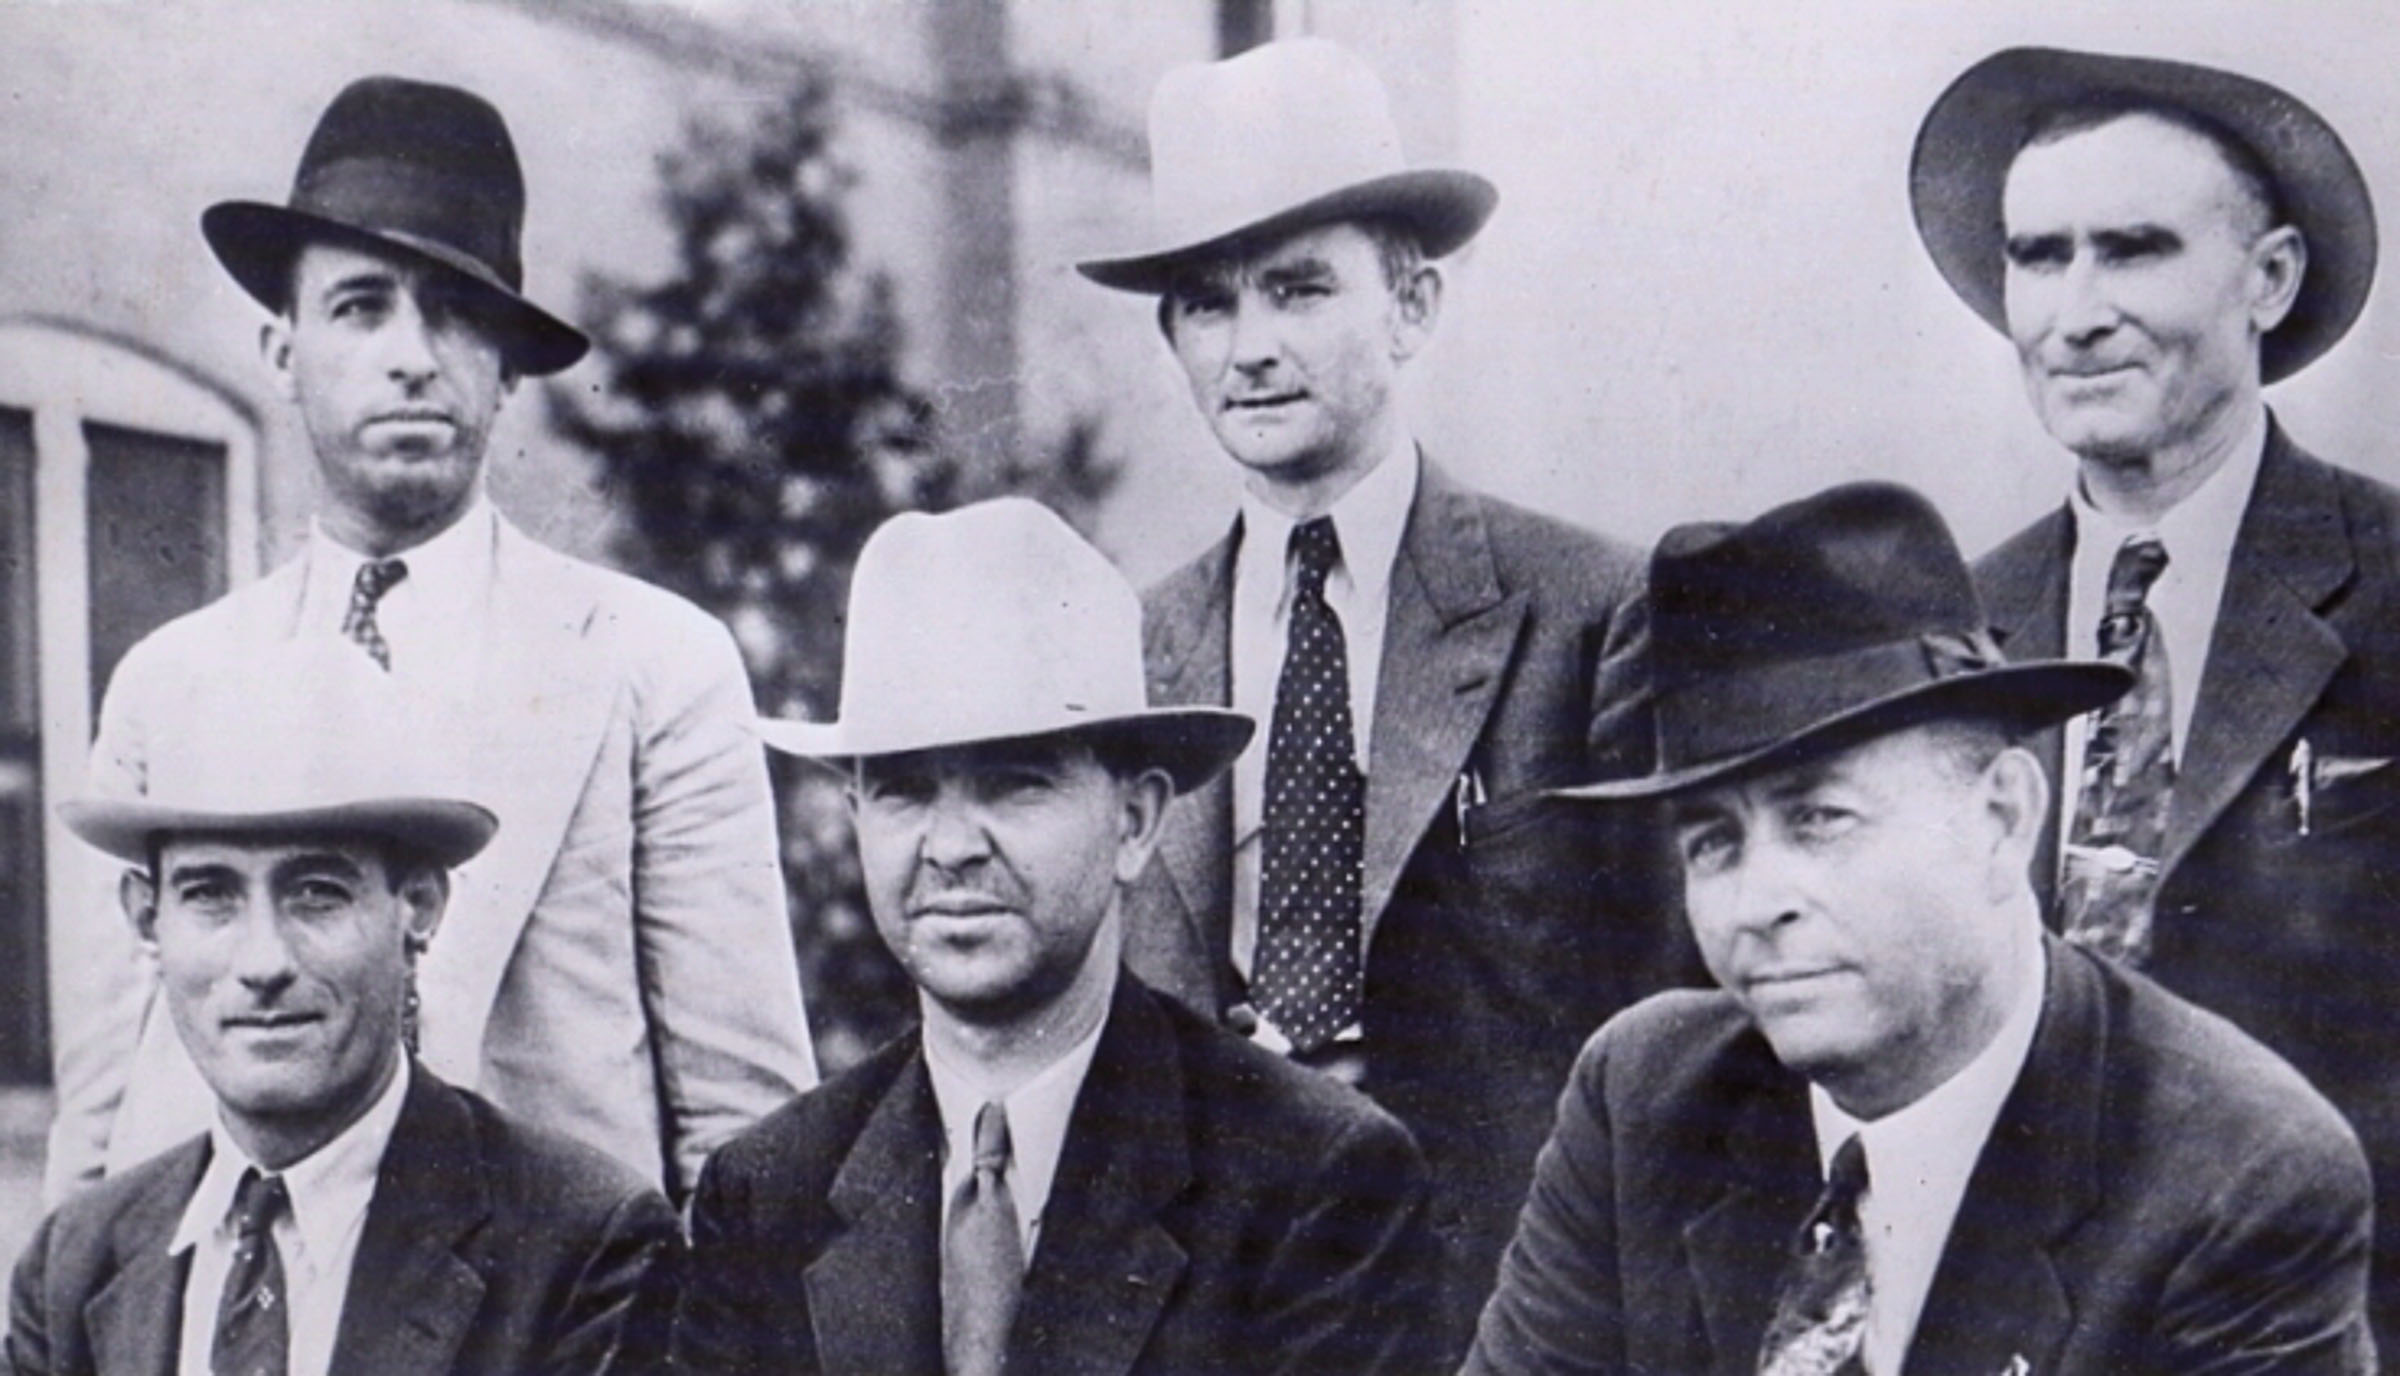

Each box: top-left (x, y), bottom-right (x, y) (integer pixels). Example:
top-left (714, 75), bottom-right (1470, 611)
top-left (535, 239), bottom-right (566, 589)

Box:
top-left (325, 1065), bottom-right (494, 1372)
top-left (85, 1143), bottom-right (209, 1376)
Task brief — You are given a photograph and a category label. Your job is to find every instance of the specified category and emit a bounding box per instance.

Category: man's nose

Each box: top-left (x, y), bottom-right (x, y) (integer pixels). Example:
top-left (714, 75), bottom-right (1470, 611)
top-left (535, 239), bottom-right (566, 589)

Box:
top-left (380, 296), bottom-right (442, 384)
top-left (1227, 297), bottom-right (1282, 378)
top-left (2051, 255), bottom-right (2122, 349)
top-left (1723, 841), bottom-right (1808, 939)
top-left (918, 789), bottom-right (995, 871)
top-left (228, 906), bottom-right (301, 992)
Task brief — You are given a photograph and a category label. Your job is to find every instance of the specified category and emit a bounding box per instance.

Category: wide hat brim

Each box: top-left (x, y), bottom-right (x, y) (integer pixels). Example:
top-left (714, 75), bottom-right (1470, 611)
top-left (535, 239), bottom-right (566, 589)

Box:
top-left (1558, 659), bottom-right (2131, 802)
top-left (1911, 46), bottom-right (2376, 385)
top-left (757, 706), bottom-right (1255, 797)
top-left (202, 200), bottom-right (590, 376)
top-left (60, 796), bottom-right (499, 869)
top-left (1076, 168), bottom-right (1497, 293)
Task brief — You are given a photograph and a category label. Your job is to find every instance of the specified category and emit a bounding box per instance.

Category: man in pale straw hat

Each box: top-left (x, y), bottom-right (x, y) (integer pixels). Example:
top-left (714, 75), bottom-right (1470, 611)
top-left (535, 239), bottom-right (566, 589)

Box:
top-left (50, 74), bottom-right (813, 1205)
top-left (1080, 38), bottom-right (1685, 1357)
top-left (675, 499), bottom-right (1434, 1374)
top-left (10, 649), bottom-right (680, 1375)
top-left (1913, 47), bottom-right (2400, 1342)
top-left (1465, 481), bottom-right (2373, 1374)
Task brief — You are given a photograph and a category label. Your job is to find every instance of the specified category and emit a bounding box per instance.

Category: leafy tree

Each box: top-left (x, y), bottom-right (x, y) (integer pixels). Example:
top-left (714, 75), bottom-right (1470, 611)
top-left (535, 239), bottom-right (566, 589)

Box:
top-left (549, 68), bottom-right (1114, 1069)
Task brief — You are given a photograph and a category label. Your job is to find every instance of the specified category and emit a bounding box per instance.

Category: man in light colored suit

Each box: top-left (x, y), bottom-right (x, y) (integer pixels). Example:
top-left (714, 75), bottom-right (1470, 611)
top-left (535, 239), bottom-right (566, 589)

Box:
top-left (47, 75), bottom-right (813, 1204)
top-left (1077, 37), bottom-right (1682, 1359)
top-left (1911, 47), bottom-right (2400, 1343)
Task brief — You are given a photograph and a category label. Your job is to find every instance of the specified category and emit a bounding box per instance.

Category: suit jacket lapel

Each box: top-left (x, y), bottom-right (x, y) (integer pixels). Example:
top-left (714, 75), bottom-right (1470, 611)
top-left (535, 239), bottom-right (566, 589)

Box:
top-left (1142, 535), bottom-right (1237, 984)
top-left (1009, 981), bottom-right (1191, 1376)
top-left (1362, 461), bottom-right (1526, 943)
top-left (329, 1069), bottom-right (491, 1372)
top-left (411, 515), bottom-right (619, 1078)
top-left (84, 1142), bottom-right (207, 1376)
top-left (807, 1040), bottom-right (946, 1376)
top-left (2164, 427), bottom-right (2350, 877)
top-left (1678, 1035), bottom-right (1818, 1376)
top-left (1903, 940), bottom-right (2097, 1372)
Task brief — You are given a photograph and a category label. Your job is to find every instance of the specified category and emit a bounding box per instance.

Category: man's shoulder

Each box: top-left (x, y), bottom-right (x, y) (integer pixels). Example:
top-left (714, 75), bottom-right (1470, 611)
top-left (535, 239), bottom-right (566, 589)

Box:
top-left (701, 1031), bottom-right (920, 1197)
top-left (1570, 986), bottom-right (1764, 1111)
top-left (494, 519), bottom-right (736, 645)
top-left (434, 1075), bottom-right (669, 1221)
top-left (31, 1136), bottom-right (205, 1252)
top-left (1155, 989), bottom-right (1417, 1161)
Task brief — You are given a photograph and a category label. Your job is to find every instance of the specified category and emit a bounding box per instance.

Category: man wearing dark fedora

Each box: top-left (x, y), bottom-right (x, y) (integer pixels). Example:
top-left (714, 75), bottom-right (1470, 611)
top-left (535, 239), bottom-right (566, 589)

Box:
top-left (48, 75), bottom-right (814, 1205)
top-left (1913, 47), bottom-right (2400, 1342)
top-left (11, 654), bottom-right (680, 1375)
top-left (1465, 482), bottom-right (2373, 1374)
top-left (1079, 38), bottom-right (1681, 1359)
top-left (675, 499), bottom-right (1433, 1374)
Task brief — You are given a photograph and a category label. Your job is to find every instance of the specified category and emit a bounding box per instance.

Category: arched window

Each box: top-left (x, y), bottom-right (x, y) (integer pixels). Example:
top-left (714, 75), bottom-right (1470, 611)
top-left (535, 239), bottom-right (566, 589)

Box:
top-left (0, 318), bottom-right (260, 1086)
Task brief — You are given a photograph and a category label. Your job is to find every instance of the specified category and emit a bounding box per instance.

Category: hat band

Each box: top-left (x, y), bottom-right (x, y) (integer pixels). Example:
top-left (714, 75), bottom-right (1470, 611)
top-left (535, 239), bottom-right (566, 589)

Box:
top-left (292, 155), bottom-right (524, 291)
top-left (1656, 630), bottom-right (2003, 771)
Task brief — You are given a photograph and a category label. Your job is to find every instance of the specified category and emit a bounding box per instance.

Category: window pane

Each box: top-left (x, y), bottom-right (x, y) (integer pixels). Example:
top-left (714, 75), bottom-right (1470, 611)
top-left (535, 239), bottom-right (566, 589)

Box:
top-left (0, 407), bottom-right (42, 1084)
top-left (84, 421), bottom-right (228, 719)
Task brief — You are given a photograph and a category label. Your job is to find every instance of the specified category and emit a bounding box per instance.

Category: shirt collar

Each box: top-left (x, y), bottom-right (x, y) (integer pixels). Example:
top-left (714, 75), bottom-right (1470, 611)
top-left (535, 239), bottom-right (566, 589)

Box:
top-left (2067, 405), bottom-right (2266, 570)
top-left (922, 1002), bottom-right (1110, 1236)
top-left (307, 496), bottom-right (496, 618)
top-left (1233, 437), bottom-right (1419, 616)
top-left (170, 1056), bottom-right (412, 1264)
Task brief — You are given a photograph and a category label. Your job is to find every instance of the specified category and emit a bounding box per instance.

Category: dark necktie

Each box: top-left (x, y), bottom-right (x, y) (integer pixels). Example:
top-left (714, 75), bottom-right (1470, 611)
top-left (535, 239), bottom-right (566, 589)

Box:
top-left (1254, 516), bottom-right (1367, 1056)
top-left (2062, 534), bottom-right (2174, 964)
top-left (212, 1168), bottom-right (290, 1376)
top-left (943, 1101), bottom-right (1024, 1376)
top-left (1758, 1134), bottom-right (1870, 1376)
top-left (340, 557), bottom-right (409, 670)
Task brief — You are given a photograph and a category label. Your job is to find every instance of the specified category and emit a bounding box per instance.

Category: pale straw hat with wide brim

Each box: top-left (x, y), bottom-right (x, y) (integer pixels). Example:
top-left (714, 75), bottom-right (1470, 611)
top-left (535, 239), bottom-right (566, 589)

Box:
top-left (1077, 37), bottom-right (1496, 294)
top-left (755, 498), bottom-right (1253, 794)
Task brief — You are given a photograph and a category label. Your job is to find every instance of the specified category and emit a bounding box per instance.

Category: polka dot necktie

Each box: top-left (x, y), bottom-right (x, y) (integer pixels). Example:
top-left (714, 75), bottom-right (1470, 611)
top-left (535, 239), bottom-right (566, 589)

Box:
top-left (212, 1168), bottom-right (290, 1376)
top-left (1757, 1134), bottom-right (1870, 1376)
top-left (1254, 516), bottom-right (1366, 1056)
top-left (2062, 534), bottom-right (2174, 965)
top-left (340, 557), bottom-right (409, 671)
top-left (942, 1100), bottom-right (1023, 1376)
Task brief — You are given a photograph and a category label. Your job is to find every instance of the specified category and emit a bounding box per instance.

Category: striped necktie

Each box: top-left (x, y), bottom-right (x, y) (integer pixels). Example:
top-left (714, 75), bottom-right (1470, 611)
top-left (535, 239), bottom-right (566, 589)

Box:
top-left (212, 1168), bottom-right (290, 1376)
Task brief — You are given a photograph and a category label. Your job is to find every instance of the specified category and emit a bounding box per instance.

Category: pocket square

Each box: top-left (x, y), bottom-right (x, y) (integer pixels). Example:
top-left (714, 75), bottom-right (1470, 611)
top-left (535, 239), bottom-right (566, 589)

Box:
top-left (2310, 752), bottom-right (2394, 789)
top-left (1996, 1356), bottom-right (2030, 1376)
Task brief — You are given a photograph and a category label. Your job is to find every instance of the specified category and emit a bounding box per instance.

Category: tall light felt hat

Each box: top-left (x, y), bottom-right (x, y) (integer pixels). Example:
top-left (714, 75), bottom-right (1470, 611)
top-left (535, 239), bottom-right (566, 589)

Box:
top-left (1560, 482), bottom-right (2132, 802)
top-left (1077, 37), bottom-right (1497, 293)
top-left (202, 75), bottom-right (589, 376)
top-left (756, 498), bottom-right (1253, 793)
top-left (1911, 46), bottom-right (2376, 385)
top-left (60, 642), bottom-right (496, 869)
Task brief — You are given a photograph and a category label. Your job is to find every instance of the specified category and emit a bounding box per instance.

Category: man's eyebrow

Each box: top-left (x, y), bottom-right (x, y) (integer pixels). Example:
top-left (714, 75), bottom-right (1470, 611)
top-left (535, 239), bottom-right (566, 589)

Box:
top-left (268, 852), bottom-right (370, 887)
top-left (1255, 256), bottom-right (1336, 285)
top-left (2003, 230), bottom-right (2070, 260)
top-left (315, 268), bottom-right (398, 301)
top-left (2091, 225), bottom-right (2181, 252)
top-left (162, 861), bottom-right (241, 888)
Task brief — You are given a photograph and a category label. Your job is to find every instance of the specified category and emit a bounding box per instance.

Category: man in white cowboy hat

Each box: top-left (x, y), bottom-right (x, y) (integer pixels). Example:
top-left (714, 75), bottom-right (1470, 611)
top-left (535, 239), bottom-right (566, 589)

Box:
top-left (1913, 47), bottom-right (2400, 1342)
top-left (1467, 482), bottom-right (2372, 1375)
top-left (48, 74), bottom-right (813, 1205)
top-left (1079, 37), bottom-right (1683, 1357)
top-left (675, 499), bottom-right (1435, 1375)
top-left (10, 654), bottom-right (681, 1375)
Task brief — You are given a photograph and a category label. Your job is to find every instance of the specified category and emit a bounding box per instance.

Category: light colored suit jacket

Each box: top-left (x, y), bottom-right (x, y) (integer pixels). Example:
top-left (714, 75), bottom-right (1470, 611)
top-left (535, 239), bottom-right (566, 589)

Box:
top-left (48, 511), bottom-right (813, 1201)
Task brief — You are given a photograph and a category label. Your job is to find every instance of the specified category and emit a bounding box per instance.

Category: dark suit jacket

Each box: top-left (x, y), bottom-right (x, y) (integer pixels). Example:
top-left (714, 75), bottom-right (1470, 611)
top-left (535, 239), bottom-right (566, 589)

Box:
top-left (7, 1065), bottom-right (680, 1375)
top-left (1466, 938), bottom-right (2375, 1374)
top-left (1976, 419), bottom-right (2400, 1344)
top-left (1130, 456), bottom-right (1688, 1357)
top-left (674, 973), bottom-right (1436, 1375)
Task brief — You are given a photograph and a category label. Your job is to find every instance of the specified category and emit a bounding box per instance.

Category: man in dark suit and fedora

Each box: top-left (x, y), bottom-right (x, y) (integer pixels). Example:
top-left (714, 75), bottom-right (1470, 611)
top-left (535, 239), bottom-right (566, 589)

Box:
top-left (1466, 483), bottom-right (2372, 1374)
top-left (1077, 38), bottom-right (1681, 1358)
top-left (1912, 47), bottom-right (2400, 1342)
top-left (675, 499), bottom-right (1433, 1375)
top-left (50, 73), bottom-right (813, 1205)
top-left (10, 649), bottom-right (680, 1375)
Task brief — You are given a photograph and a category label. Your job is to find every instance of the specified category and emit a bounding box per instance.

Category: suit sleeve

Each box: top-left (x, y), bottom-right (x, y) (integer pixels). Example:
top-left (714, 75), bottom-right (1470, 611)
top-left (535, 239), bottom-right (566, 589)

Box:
top-left (1252, 1111), bottom-right (1439, 1376)
top-left (1464, 1031), bottom-right (1626, 1375)
top-left (672, 1146), bottom-right (806, 1375)
top-left (625, 603), bottom-right (817, 1200)
top-left (2155, 1107), bottom-right (2376, 1374)
top-left (545, 1186), bottom-right (683, 1376)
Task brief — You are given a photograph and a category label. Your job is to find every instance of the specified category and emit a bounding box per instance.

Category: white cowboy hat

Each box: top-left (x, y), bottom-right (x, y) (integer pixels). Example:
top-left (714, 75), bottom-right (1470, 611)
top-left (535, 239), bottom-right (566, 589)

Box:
top-left (60, 641), bottom-right (496, 869)
top-left (755, 498), bottom-right (1253, 793)
top-left (1077, 37), bottom-right (1496, 293)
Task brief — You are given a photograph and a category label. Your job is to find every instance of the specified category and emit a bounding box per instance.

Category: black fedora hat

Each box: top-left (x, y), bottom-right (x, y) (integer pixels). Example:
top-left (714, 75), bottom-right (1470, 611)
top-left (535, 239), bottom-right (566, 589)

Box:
top-left (1561, 483), bottom-right (2131, 802)
top-left (1911, 46), bottom-right (2376, 385)
top-left (202, 76), bottom-right (588, 376)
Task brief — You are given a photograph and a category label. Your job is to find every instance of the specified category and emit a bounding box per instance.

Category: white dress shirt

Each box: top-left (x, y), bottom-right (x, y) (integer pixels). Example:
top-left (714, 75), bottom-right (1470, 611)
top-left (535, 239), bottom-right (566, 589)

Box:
top-left (2056, 410), bottom-right (2266, 849)
top-left (1227, 442), bottom-right (1418, 1012)
top-left (170, 1057), bottom-right (412, 1376)
top-left (1808, 934), bottom-right (2047, 1375)
top-left (297, 496), bottom-right (497, 697)
top-left (923, 1011), bottom-right (1108, 1264)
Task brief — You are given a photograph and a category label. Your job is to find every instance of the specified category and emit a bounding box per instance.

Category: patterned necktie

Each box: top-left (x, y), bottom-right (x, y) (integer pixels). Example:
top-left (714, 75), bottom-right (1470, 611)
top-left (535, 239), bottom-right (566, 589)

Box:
top-left (1758, 1134), bottom-right (1870, 1376)
top-left (212, 1168), bottom-right (290, 1376)
top-left (943, 1100), bottom-right (1024, 1376)
top-left (340, 557), bottom-right (409, 670)
top-left (2062, 534), bottom-right (2174, 964)
top-left (1254, 516), bottom-right (1368, 1056)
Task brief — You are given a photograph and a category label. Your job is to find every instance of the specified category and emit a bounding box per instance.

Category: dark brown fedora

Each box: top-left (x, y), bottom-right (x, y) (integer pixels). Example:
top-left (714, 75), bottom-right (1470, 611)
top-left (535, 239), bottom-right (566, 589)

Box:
top-left (1561, 482), bottom-right (2131, 802)
top-left (202, 75), bottom-right (588, 376)
top-left (1911, 46), bottom-right (2376, 385)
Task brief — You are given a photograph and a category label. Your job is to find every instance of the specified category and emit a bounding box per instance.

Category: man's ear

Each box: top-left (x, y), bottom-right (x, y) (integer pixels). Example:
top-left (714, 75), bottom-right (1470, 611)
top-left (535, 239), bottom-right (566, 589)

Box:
top-left (1389, 261), bottom-right (1444, 363)
top-left (397, 867), bottom-right (450, 952)
top-left (2248, 223), bottom-right (2307, 336)
top-left (260, 317), bottom-right (299, 402)
top-left (1112, 767), bottom-right (1175, 884)
top-left (1981, 745), bottom-right (2050, 903)
top-left (119, 868), bottom-right (161, 951)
